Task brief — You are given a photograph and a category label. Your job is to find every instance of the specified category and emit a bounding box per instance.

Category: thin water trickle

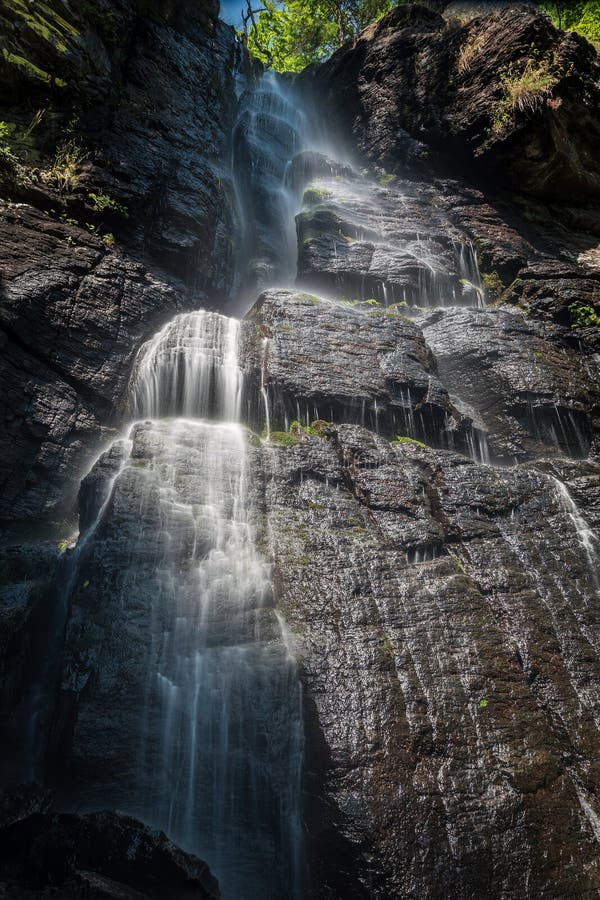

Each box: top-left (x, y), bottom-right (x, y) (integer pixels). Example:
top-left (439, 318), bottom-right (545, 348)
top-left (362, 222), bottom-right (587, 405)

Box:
top-left (551, 476), bottom-right (599, 577)
top-left (24, 438), bottom-right (132, 782)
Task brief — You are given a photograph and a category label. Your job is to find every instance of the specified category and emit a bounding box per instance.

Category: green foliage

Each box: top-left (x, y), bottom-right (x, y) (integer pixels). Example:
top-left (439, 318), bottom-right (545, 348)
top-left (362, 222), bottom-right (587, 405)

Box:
top-left (309, 419), bottom-right (332, 436)
top-left (392, 435), bottom-right (429, 449)
top-left (482, 271), bottom-right (504, 301)
top-left (88, 192), bottom-right (129, 219)
top-left (4, 0), bottom-right (79, 50)
top-left (384, 304), bottom-right (411, 321)
top-left (479, 698), bottom-right (489, 709)
top-left (102, 232), bottom-right (116, 247)
top-left (379, 173), bottom-right (394, 186)
top-left (540, 1), bottom-right (585, 30)
top-left (0, 113), bottom-right (44, 185)
top-left (490, 56), bottom-right (557, 133)
top-left (269, 430), bottom-right (299, 446)
top-left (269, 418), bottom-right (331, 445)
top-left (57, 539), bottom-right (70, 553)
top-left (248, 0), bottom-right (395, 72)
top-left (381, 633), bottom-right (394, 658)
top-left (539, 1), bottom-right (600, 45)
top-left (575, 1), bottom-right (600, 43)
top-left (1, 47), bottom-right (67, 86)
top-left (0, 139), bottom-right (18, 184)
top-left (569, 303), bottom-right (600, 327)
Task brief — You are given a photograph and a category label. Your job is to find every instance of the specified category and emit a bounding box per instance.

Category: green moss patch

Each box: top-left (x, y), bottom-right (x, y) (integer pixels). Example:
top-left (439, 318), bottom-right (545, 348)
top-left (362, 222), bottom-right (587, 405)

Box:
top-left (392, 435), bottom-right (429, 449)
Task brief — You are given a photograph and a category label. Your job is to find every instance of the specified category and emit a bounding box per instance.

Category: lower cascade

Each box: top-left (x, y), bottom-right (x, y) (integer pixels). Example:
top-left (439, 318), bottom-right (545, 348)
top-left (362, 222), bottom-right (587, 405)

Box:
top-left (72, 311), bottom-right (305, 898)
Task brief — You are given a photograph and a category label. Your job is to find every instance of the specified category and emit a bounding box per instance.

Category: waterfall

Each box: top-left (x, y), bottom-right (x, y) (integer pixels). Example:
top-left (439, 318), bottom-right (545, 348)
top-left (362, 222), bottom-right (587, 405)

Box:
top-left (232, 70), bottom-right (313, 300)
top-left (123, 313), bottom-right (304, 897)
top-left (128, 420), bottom-right (303, 898)
top-left (131, 310), bottom-right (243, 421)
top-left (58, 298), bottom-right (306, 897)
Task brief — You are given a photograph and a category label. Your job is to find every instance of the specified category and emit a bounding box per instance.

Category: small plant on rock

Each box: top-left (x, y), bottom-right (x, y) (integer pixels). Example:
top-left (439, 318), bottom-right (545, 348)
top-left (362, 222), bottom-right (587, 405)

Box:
top-left (42, 138), bottom-right (89, 191)
top-left (569, 302), bottom-right (600, 328)
top-left (490, 57), bottom-right (558, 134)
top-left (303, 187), bottom-right (331, 206)
top-left (482, 271), bottom-right (504, 302)
top-left (457, 31), bottom-right (485, 75)
top-left (88, 191), bottom-right (129, 219)
top-left (269, 430), bottom-right (299, 447)
top-left (392, 435), bottom-right (429, 449)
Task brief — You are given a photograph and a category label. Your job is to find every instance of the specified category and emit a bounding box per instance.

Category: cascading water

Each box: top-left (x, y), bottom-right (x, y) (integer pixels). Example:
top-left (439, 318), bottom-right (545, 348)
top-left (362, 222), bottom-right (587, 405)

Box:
top-left (131, 310), bottom-right (243, 421)
top-left (72, 309), bottom-right (305, 899)
top-left (232, 70), bottom-right (311, 300)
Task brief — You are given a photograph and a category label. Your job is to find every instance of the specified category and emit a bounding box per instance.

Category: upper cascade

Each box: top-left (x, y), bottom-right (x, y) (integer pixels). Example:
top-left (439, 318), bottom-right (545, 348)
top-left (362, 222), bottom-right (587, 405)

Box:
top-left (232, 71), bottom-right (314, 300)
top-left (131, 310), bottom-right (242, 422)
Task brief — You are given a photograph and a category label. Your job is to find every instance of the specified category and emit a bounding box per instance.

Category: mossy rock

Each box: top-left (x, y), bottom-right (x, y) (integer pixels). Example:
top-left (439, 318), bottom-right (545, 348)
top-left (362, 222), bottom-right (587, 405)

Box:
top-left (302, 186), bottom-right (332, 206)
top-left (268, 431), bottom-right (299, 447)
top-left (392, 436), bottom-right (429, 449)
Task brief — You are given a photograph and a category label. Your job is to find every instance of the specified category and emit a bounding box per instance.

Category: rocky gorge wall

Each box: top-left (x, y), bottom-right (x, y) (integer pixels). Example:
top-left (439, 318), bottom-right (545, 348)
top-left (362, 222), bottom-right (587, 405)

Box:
top-left (1, 2), bottom-right (600, 898)
top-left (0, 0), bottom-right (242, 801)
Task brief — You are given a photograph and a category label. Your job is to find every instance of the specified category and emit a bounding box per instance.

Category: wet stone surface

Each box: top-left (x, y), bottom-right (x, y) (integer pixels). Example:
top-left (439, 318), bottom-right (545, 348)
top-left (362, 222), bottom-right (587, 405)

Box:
top-left (262, 424), bottom-right (600, 898)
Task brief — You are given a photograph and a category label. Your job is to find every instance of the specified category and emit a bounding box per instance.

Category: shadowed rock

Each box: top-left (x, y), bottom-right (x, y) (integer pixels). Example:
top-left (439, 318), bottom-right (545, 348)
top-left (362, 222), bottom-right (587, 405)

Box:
top-left (308, 4), bottom-right (600, 200)
top-left (0, 809), bottom-right (219, 899)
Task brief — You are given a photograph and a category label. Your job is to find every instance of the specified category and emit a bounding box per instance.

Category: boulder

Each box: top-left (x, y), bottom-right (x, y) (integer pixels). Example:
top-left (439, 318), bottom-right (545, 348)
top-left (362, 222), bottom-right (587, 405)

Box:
top-left (0, 809), bottom-right (219, 899)
top-left (308, 4), bottom-right (600, 201)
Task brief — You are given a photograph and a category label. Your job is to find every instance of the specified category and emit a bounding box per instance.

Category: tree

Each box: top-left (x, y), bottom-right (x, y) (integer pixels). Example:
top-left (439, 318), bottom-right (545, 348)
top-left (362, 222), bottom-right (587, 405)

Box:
top-left (574, 1), bottom-right (600, 44)
top-left (539, 0), bottom-right (600, 45)
top-left (538, 2), bottom-right (585, 30)
top-left (247, 0), bottom-right (395, 72)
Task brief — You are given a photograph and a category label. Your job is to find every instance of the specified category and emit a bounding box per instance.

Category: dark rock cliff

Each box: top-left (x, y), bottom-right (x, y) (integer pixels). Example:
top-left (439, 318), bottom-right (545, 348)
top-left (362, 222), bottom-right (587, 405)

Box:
top-left (310, 4), bottom-right (600, 201)
top-left (0, 806), bottom-right (219, 899)
top-left (275, 5), bottom-right (599, 894)
top-left (1, 2), bottom-right (600, 899)
top-left (0, 0), bottom-right (238, 526)
top-left (0, 0), bottom-right (240, 833)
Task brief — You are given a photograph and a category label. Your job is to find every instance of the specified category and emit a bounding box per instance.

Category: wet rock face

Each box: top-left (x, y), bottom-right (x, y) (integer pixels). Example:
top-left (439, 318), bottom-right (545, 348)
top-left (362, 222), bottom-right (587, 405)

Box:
top-left (0, 809), bottom-right (219, 899)
top-left (240, 279), bottom-right (600, 466)
top-left (418, 305), bottom-right (600, 461)
top-left (263, 424), bottom-right (600, 898)
top-left (1, 5), bottom-right (599, 898)
top-left (309, 5), bottom-right (600, 201)
top-left (0, 204), bottom-right (188, 522)
top-left (295, 175), bottom-right (483, 306)
top-left (240, 289), bottom-right (471, 446)
top-left (234, 162), bottom-right (600, 894)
